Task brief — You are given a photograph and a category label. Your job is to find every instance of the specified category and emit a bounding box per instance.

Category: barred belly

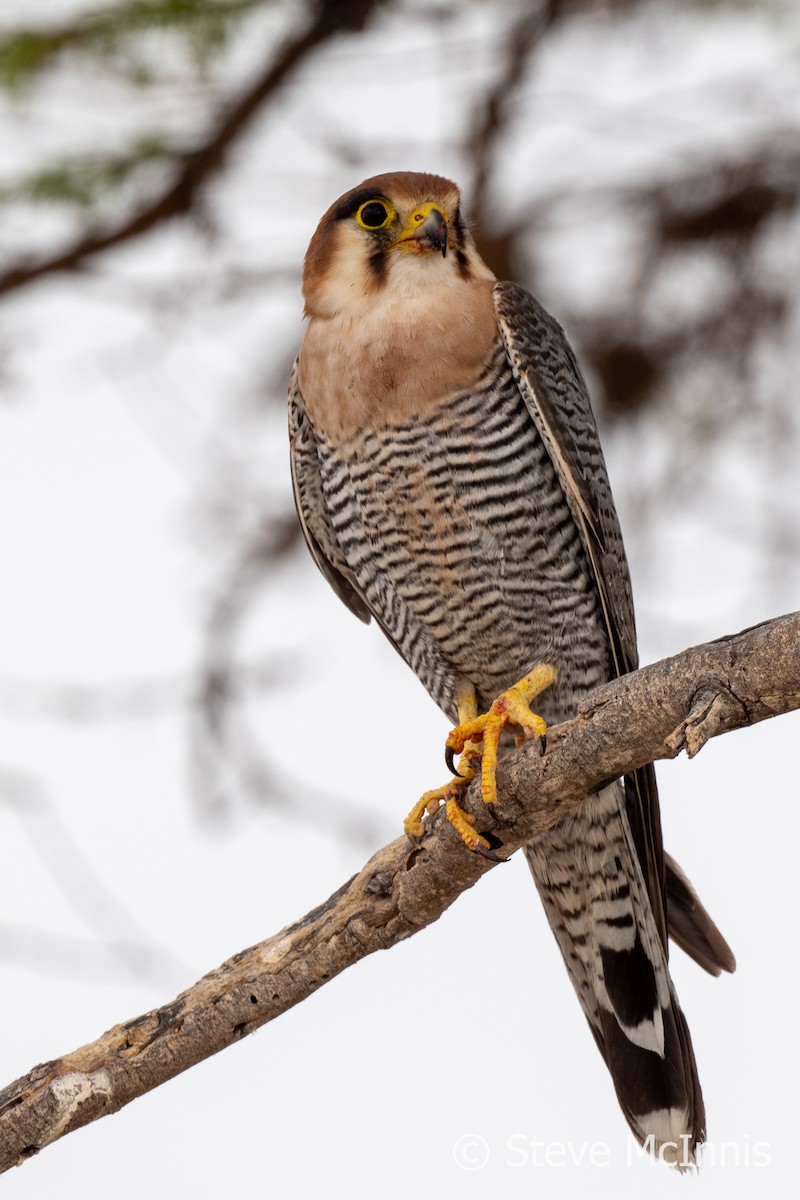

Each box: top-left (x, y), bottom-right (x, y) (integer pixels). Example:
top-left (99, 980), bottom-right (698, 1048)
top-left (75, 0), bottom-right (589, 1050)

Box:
top-left (315, 346), bottom-right (610, 724)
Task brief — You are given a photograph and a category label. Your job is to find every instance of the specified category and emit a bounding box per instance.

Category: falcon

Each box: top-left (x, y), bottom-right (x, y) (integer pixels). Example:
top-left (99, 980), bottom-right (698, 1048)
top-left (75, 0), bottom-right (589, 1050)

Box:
top-left (288, 171), bottom-right (734, 1164)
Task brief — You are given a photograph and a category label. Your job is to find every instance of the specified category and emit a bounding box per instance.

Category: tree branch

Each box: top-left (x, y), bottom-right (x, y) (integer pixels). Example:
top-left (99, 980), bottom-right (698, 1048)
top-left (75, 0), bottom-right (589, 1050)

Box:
top-left (467, 0), bottom-right (566, 222)
top-left (0, 0), bottom-right (386, 297)
top-left (1, 610), bottom-right (798, 1173)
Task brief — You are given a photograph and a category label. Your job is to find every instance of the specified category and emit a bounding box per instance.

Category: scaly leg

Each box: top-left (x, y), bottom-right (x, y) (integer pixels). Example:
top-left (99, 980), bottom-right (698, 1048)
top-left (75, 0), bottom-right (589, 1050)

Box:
top-left (405, 664), bottom-right (556, 857)
top-left (446, 663), bottom-right (556, 806)
top-left (404, 680), bottom-right (480, 843)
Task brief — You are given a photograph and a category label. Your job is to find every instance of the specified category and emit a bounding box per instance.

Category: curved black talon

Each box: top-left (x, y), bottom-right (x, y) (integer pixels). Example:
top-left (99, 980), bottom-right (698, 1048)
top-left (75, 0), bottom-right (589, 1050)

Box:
top-left (472, 842), bottom-right (507, 864)
top-left (538, 731), bottom-right (547, 756)
top-left (445, 745), bottom-right (462, 777)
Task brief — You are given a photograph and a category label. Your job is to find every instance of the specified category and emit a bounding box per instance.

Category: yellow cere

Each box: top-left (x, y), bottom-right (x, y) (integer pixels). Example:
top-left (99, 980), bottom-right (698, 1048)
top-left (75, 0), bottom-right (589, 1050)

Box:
top-left (408, 202), bottom-right (447, 224)
top-left (393, 202), bottom-right (448, 249)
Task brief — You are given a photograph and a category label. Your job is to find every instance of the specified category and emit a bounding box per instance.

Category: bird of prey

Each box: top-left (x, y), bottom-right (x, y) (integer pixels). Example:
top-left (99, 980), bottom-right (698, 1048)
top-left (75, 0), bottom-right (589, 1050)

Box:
top-left (288, 171), bottom-right (734, 1165)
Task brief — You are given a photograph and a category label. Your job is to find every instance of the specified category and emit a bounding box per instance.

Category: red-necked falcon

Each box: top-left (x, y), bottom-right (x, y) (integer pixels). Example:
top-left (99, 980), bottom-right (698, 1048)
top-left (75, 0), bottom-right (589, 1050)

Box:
top-left (288, 172), bottom-right (735, 1164)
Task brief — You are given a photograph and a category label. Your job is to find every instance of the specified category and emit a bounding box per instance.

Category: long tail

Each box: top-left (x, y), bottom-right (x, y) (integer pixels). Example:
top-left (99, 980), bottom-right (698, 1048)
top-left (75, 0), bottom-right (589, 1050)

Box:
top-left (525, 782), bottom-right (706, 1167)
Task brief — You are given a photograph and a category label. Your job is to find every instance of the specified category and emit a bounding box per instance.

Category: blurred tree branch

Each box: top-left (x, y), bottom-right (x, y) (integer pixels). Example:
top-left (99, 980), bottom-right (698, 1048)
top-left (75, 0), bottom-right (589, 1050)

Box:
top-left (0, 0), bottom-right (266, 88)
top-left (1, 609), bottom-right (798, 1174)
top-left (468, 0), bottom-right (566, 221)
top-left (0, 0), bottom-right (386, 296)
top-left (570, 136), bottom-right (800, 420)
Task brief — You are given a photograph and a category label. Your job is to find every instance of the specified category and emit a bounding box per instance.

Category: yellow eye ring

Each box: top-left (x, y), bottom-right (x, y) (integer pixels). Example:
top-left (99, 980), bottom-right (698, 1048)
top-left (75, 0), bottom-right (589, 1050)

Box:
top-left (355, 199), bottom-right (393, 230)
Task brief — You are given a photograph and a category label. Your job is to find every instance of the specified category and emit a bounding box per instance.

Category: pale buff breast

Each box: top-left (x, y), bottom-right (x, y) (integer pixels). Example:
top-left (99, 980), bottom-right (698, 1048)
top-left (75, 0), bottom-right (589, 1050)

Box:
top-left (298, 222), bottom-right (499, 440)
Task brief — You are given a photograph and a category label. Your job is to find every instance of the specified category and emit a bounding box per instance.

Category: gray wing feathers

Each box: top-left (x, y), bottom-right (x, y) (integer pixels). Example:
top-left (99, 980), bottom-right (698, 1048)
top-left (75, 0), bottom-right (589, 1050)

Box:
top-left (665, 853), bottom-right (736, 976)
top-left (493, 281), bottom-right (668, 944)
top-left (493, 281), bottom-right (638, 676)
top-left (494, 281), bottom-right (733, 979)
top-left (496, 283), bottom-right (715, 1153)
top-left (288, 361), bottom-right (372, 624)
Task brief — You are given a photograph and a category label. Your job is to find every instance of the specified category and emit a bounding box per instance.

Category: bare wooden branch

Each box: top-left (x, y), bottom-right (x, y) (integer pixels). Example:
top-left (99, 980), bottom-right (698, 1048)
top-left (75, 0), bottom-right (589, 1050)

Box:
top-left (1, 610), bottom-right (798, 1174)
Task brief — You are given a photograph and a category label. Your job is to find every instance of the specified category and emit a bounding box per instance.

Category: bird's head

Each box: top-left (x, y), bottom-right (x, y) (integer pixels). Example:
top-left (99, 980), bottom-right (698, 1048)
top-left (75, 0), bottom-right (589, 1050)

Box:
top-left (302, 171), bottom-right (494, 318)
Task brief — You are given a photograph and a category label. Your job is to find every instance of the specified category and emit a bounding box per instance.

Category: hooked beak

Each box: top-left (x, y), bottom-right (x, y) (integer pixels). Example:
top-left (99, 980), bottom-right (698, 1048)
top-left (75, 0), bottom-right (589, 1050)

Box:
top-left (393, 204), bottom-right (449, 257)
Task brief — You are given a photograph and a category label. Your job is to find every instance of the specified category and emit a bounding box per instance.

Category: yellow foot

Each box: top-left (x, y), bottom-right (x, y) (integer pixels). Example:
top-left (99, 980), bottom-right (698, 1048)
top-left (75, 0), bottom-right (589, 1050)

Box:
top-left (405, 664), bottom-right (556, 858)
top-left (403, 769), bottom-right (498, 859)
top-left (446, 664), bottom-right (555, 806)
top-left (404, 744), bottom-right (479, 835)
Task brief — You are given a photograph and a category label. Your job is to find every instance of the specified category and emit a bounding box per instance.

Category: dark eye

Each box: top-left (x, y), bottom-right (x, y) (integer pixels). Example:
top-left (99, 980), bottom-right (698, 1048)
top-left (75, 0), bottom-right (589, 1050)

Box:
top-left (356, 200), bottom-right (391, 230)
